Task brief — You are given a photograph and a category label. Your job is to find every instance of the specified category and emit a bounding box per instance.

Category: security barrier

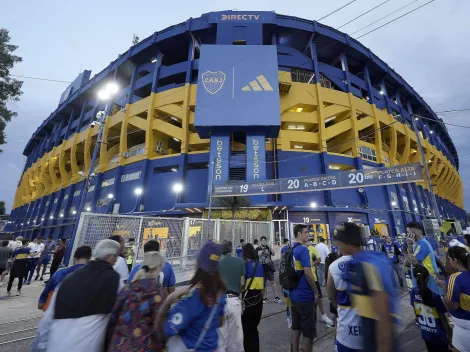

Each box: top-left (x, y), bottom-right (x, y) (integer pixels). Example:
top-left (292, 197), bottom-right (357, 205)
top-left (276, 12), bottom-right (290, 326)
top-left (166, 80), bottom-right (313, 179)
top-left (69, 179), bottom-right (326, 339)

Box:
top-left (71, 213), bottom-right (273, 270)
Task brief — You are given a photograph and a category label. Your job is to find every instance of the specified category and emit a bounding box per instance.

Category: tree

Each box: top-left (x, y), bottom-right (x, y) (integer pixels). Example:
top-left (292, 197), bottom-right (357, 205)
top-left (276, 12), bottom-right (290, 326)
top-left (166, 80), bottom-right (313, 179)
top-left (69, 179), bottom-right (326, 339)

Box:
top-left (0, 201), bottom-right (5, 215)
top-left (214, 196), bottom-right (250, 220)
top-left (0, 28), bottom-right (23, 153)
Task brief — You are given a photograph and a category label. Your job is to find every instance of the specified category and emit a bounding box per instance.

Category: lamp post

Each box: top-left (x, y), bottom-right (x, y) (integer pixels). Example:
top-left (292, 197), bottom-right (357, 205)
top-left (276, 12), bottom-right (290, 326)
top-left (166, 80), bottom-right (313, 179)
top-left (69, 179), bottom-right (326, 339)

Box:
top-left (65, 81), bottom-right (119, 265)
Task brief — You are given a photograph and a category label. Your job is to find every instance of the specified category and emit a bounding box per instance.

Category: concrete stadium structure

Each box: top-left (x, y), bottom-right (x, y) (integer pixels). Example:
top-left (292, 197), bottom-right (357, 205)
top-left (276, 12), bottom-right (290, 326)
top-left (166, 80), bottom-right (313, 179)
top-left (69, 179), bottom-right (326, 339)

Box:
top-left (6, 10), bottom-right (466, 240)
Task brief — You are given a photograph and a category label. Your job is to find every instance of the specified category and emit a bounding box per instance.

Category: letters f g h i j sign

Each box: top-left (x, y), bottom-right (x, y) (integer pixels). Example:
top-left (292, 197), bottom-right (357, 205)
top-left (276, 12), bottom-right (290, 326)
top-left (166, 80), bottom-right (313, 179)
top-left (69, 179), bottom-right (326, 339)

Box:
top-left (202, 71), bottom-right (226, 95)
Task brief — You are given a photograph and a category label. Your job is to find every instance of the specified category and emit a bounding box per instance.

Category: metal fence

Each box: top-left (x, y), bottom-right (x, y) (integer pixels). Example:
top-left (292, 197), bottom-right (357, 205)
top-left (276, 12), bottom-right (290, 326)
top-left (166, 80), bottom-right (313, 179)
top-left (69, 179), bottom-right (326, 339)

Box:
top-left (71, 213), bottom-right (273, 270)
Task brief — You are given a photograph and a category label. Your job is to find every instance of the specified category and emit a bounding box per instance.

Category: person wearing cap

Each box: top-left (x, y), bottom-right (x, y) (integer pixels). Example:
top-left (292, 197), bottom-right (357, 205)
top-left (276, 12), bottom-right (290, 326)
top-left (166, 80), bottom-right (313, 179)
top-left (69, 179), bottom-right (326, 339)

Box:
top-left (158, 241), bottom-right (227, 352)
top-left (405, 222), bottom-right (443, 295)
top-left (128, 240), bottom-right (176, 294)
top-left (336, 222), bottom-right (398, 352)
top-left (106, 251), bottom-right (167, 351)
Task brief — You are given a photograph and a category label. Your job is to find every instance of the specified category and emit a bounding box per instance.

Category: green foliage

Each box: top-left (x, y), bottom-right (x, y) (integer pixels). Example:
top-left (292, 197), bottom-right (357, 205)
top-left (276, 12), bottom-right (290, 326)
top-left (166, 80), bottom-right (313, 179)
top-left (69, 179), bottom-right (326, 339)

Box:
top-left (0, 28), bottom-right (23, 153)
top-left (214, 196), bottom-right (250, 219)
top-left (0, 201), bottom-right (5, 215)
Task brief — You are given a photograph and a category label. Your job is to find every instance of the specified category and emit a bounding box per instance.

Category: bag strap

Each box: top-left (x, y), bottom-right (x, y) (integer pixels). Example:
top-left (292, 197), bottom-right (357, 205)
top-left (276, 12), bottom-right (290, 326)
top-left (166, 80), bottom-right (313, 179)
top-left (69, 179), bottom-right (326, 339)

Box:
top-left (243, 260), bottom-right (259, 299)
top-left (193, 295), bottom-right (221, 350)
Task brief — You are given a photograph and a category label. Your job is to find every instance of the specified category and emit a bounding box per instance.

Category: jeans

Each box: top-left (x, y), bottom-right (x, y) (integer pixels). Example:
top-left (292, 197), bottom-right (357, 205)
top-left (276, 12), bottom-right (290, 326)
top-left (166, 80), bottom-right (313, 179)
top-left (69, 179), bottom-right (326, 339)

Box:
top-left (392, 262), bottom-right (404, 288)
top-left (317, 263), bottom-right (325, 285)
top-left (242, 290), bottom-right (263, 352)
top-left (218, 296), bottom-right (244, 352)
top-left (26, 258), bottom-right (40, 283)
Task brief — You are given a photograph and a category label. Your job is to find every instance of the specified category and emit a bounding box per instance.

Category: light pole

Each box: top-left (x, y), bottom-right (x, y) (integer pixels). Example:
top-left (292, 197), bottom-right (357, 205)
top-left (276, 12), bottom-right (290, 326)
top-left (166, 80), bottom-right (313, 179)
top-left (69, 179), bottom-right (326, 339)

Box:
top-left (65, 81), bottom-right (119, 265)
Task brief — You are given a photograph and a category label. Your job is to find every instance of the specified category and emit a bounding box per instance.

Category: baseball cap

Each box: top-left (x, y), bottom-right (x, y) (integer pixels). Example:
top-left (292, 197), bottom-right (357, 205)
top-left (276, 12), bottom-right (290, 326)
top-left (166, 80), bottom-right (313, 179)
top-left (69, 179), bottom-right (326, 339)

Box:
top-left (197, 241), bottom-right (223, 273)
top-left (333, 222), bottom-right (364, 246)
top-left (141, 251), bottom-right (164, 270)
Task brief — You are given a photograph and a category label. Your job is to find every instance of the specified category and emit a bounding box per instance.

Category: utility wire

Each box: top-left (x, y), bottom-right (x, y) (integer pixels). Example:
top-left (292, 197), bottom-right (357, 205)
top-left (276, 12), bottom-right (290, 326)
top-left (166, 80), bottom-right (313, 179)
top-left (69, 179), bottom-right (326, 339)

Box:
top-left (350, 0), bottom-right (421, 35)
top-left (435, 108), bottom-right (470, 114)
top-left (337, 0), bottom-right (391, 29)
top-left (10, 75), bottom-right (72, 84)
top-left (356, 0), bottom-right (436, 38)
top-left (317, 0), bottom-right (358, 21)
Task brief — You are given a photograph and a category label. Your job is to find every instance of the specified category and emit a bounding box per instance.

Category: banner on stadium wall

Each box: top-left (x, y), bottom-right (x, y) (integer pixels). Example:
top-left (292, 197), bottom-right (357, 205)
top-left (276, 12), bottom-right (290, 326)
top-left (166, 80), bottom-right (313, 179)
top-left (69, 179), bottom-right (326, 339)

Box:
top-left (195, 45), bottom-right (280, 138)
top-left (213, 163), bottom-right (424, 197)
top-left (208, 12), bottom-right (276, 23)
top-left (209, 135), bottom-right (230, 185)
top-left (246, 135), bottom-right (266, 181)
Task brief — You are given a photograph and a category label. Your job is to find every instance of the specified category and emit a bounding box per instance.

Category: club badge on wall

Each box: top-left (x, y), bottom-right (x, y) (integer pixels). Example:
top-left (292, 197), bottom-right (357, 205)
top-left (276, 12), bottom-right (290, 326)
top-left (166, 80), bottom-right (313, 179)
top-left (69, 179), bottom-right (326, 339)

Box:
top-left (202, 71), bottom-right (226, 94)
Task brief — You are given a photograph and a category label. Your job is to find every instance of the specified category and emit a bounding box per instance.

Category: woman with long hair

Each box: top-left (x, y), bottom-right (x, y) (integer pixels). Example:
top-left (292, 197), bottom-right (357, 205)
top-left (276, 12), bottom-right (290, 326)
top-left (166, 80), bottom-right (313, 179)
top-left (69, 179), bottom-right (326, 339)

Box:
top-left (411, 264), bottom-right (451, 351)
top-left (157, 241), bottom-right (226, 352)
top-left (241, 243), bottom-right (265, 352)
top-left (106, 251), bottom-right (167, 351)
top-left (437, 246), bottom-right (470, 352)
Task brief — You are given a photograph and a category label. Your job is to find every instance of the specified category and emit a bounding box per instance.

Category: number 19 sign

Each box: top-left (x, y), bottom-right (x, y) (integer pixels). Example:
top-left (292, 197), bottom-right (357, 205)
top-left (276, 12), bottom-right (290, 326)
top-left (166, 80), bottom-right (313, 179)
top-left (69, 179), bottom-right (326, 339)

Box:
top-left (212, 163), bottom-right (423, 197)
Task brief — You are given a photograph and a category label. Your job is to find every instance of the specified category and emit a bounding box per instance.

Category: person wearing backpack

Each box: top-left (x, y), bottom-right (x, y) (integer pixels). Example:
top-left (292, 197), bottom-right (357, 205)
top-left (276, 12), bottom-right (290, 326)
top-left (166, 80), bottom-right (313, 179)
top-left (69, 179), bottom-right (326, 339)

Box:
top-left (280, 224), bottom-right (319, 352)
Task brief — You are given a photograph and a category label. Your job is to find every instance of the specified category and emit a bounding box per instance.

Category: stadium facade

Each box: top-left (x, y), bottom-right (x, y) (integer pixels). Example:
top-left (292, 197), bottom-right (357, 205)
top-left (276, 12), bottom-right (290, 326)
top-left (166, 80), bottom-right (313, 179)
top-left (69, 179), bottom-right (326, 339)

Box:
top-left (7, 11), bottom-right (466, 240)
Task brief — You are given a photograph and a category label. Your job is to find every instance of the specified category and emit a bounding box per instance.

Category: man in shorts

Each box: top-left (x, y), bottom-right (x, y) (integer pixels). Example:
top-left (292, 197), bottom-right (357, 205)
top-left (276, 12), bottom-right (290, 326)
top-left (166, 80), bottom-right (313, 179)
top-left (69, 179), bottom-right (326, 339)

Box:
top-left (290, 224), bottom-right (319, 352)
top-left (257, 236), bottom-right (281, 303)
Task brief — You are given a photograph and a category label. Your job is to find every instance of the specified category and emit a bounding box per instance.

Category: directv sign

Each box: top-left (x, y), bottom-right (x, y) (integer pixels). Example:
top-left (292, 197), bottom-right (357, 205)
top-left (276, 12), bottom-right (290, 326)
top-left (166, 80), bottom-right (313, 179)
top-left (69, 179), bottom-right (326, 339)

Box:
top-left (213, 163), bottom-right (423, 197)
top-left (208, 12), bottom-right (276, 23)
top-left (195, 45), bottom-right (281, 138)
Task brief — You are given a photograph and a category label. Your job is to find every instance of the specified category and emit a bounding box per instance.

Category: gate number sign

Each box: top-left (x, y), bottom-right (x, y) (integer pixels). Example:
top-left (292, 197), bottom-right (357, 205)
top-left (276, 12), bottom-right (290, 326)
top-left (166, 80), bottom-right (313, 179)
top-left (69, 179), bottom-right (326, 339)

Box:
top-left (212, 163), bottom-right (423, 197)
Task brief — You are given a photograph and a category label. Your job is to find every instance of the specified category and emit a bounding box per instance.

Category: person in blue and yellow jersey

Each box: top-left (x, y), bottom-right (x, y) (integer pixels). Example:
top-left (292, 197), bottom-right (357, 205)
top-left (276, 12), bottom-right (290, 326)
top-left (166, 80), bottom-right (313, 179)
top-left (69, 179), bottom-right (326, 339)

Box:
top-left (235, 239), bottom-right (244, 258)
top-left (411, 264), bottom-right (452, 352)
top-left (290, 224), bottom-right (319, 352)
top-left (159, 241), bottom-right (226, 352)
top-left (7, 239), bottom-right (31, 296)
top-left (241, 243), bottom-right (265, 352)
top-left (437, 246), bottom-right (470, 352)
top-left (337, 222), bottom-right (399, 352)
top-left (405, 222), bottom-right (443, 295)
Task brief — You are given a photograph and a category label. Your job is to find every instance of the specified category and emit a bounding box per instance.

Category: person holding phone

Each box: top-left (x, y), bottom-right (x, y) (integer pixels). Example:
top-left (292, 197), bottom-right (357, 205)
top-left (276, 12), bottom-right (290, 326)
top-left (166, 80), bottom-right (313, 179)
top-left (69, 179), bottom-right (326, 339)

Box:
top-left (405, 222), bottom-right (442, 295)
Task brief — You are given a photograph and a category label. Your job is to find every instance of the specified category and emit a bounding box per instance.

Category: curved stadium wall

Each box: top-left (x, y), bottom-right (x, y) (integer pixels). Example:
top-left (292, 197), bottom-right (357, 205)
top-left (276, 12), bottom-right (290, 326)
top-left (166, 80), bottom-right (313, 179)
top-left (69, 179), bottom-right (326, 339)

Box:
top-left (7, 11), bottom-right (466, 239)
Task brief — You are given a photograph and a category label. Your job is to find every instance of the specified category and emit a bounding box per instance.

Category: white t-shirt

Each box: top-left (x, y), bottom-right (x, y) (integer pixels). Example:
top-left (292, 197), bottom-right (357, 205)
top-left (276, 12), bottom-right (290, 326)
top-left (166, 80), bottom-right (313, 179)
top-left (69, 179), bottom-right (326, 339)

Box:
top-left (113, 256), bottom-right (129, 291)
top-left (315, 242), bottom-right (330, 264)
top-left (329, 255), bottom-right (362, 350)
top-left (9, 240), bottom-right (22, 251)
top-left (28, 242), bottom-right (45, 259)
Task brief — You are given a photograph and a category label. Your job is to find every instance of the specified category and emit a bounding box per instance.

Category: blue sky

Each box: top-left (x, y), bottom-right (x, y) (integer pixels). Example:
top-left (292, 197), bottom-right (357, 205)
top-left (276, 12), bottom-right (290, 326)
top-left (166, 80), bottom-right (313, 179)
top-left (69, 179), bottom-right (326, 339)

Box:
top-left (1, 0), bottom-right (469, 212)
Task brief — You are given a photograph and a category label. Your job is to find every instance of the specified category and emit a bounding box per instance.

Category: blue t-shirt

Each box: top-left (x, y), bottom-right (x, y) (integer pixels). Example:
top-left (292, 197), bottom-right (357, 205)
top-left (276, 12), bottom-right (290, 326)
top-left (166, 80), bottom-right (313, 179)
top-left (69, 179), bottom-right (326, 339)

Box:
top-left (446, 271), bottom-right (470, 320)
top-left (12, 247), bottom-right (31, 261)
top-left (410, 287), bottom-right (449, 345)
top-left (38, 264), bottom-right (84, 304)
top-left (331, 245), bottom-right (338, 254)
top-left (289, 242), bottom-right (314, 303)
top-left (164, 288), bottom-right (226, 351)
top-left (411, 238), bottom-right (442, 295)
top-left (128, 261), bottom-right (176, 288)
top-left (382, 243), bottom-right (399, 264)
top-left (345, 251), bottom-right (399, 352)
top-left (235, 246), bottom-right (243, 258)
top-left (281, 245), bottom-right (289, 255)
top-left (244, 260), bottom-right (265, 290)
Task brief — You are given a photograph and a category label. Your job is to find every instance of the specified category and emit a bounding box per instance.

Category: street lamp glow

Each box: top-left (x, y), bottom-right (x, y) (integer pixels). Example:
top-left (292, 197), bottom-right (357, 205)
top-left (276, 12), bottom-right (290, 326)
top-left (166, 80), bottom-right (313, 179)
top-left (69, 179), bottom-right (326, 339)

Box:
top-left (106, 82), bottom-right (119, 95)
top-left (172, 183), bottom-right (183, 193)
top-left (41, 218), bottom-right (45, 221)
top-left (72, 210), bottom-right (77, 215)
top-left (391, 201), bottom-right (397, 207)
top-left (97, 89), bottom-right (111, 101)
top-left (310, 202), bottom-right (317, 208)
top-left (107, 193), bottom-right (114, 199)
top-left (60, 213), bottom-right (64, 218)
top-left (86, 207), bottom-right (91, 212)
top-left (134, 187), bottom-right (143, 196)
top-left (49, 215), bottom-right (54, 219)
top-left (414, 207), bottom-right (419, 212)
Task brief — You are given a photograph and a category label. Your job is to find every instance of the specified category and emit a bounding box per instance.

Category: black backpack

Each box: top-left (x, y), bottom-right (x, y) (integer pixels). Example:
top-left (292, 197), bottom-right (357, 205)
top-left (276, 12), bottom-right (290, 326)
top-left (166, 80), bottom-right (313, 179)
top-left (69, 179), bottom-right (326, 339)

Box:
top-left (279, 243), bottom-right (302, 290)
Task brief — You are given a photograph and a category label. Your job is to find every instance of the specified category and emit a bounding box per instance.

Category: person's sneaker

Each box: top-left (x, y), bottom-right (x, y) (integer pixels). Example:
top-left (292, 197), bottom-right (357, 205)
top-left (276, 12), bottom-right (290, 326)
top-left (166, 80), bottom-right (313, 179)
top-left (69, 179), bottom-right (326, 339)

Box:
top-left (25, 281), bottom-right (31, 285)
top-left (6, 291), bottom-right (11, 296)
top-left (321, 314), bottom-right (335, 327)
top-left (263, 298), bottom-right (268, 304)
top-left (44, 280), bottom-right (49, 284)
top-left (274, 296), bottom-right (282, 303)
top-left (16, 290), bottom-right (21, 296)
top-left (35, 275), bottom-right (39, 281)
top-left (39, 277), bottom-right (44, 281)
top-left (0, 282), bottom-right (3, 287)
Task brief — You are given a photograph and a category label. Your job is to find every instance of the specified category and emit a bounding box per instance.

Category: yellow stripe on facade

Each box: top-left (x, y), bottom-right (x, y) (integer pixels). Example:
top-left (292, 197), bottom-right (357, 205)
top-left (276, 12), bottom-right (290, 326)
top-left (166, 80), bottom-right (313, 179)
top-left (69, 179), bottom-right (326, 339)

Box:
top-left (13, 78), bottom-right (464, 210)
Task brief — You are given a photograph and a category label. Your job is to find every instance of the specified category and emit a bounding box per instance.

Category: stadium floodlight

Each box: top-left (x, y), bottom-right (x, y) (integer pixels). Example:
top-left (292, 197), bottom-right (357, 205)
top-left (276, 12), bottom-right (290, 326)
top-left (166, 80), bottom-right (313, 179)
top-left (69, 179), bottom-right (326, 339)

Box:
top-left (134, 187), bottom-right (143, 196)
top-left (97, 82), bottom-right (119, 101)
top-left (49, 215), bottom-right (54, 219)
top-left (86, 207), bottom-right (91, 212)
top-left (391, 201), bottom-right (397, 207)
top-left (172, 183), bottom-right (183, 193)
top-left (107, 193), bottom-right (114, 199)
top-left (60, 213), bottom-right (64, 218)
top-left (72, 210), bottom-right (77, 215)
top-left (310, 202), bottom-right (317, 208)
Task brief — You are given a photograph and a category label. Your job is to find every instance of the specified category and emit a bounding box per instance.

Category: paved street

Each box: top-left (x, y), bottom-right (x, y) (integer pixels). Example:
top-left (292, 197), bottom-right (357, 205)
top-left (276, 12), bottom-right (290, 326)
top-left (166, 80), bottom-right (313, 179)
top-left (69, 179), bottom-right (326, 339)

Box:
top-left (0, 276), bottom-right (423, 352)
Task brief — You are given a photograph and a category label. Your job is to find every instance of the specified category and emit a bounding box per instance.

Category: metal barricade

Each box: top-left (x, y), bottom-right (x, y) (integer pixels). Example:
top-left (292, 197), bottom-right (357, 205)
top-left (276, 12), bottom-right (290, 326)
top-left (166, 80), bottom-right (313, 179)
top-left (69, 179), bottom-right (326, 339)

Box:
top-left (72, 213), bottom-right (273, 270)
